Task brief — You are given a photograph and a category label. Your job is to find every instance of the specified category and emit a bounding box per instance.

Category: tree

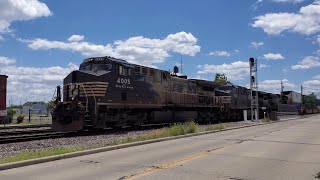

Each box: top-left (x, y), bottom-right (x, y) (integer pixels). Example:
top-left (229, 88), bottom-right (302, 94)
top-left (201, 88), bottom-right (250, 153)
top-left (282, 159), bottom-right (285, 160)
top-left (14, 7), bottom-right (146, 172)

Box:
top-left (304, 93), bottom-right (317, 109)
top-left (47, 101), bottom-right (56, 110)
top-left (6, 108), bottom-right (16, 117)
top-left (214, 73), bottom-right (231, 85)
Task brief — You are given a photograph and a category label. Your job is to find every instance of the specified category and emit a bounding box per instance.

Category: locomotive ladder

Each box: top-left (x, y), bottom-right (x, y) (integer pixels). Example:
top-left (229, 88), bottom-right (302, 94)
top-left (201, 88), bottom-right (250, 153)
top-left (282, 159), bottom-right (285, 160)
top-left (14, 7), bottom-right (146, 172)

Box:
top-left (80, 84), bottom-right (94, 128)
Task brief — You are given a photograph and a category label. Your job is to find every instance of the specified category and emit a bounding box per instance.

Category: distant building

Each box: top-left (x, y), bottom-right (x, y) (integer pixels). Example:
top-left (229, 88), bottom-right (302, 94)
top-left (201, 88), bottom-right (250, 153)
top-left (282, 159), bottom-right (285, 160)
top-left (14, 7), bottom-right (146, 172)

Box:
top-left (13, 108), bottom-right (22, 114)
top-left (22, 102), bottom-right (48, 115)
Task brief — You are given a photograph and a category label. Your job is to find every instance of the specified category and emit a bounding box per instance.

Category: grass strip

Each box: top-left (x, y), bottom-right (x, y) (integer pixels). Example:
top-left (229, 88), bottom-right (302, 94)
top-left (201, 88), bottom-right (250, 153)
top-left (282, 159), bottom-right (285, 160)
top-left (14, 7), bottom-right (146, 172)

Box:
top-left (261, 118), bottom-right (272, 123)
top-left (0, 121), bottom-right (225, 165)
top-left (0, 147), bottom-right (84, 164)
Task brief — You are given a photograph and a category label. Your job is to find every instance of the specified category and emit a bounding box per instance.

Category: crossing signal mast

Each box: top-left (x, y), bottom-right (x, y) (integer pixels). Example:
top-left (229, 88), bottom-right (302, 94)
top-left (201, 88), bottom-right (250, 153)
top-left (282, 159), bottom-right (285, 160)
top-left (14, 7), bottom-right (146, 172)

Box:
top-left (249, 57), bottom-right (259, 121)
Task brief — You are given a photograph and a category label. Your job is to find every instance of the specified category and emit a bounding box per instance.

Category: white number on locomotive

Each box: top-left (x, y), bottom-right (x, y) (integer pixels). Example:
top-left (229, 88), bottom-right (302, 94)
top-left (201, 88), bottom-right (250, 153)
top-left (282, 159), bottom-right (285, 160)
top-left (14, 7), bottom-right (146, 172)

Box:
top-left (117, 78), bottom-right (130, 84)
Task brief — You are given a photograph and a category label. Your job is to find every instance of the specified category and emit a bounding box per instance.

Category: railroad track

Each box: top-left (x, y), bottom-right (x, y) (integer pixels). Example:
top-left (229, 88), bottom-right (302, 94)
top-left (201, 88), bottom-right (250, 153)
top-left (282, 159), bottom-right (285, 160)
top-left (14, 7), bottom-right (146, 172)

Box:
top-left (0, 124), bottom-right (51, 130)
top-left (0, 129), bottom-right (53, 136)
top-left (0, 131), bottom-right (75, 144)
top-left (0, 123), bottom-right (179, 144)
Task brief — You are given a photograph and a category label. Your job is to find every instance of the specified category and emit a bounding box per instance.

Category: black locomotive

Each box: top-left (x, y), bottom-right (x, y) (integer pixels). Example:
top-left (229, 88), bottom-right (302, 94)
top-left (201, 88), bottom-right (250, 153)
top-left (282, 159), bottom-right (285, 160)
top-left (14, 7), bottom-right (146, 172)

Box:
top-left (51, 56), bottom-right (316, 132)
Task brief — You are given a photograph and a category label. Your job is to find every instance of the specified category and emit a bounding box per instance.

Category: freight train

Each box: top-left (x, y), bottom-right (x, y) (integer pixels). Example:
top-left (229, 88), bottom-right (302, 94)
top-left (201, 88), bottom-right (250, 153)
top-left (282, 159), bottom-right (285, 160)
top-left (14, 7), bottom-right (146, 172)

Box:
top-left (51, 56), bottom-right (319, 132)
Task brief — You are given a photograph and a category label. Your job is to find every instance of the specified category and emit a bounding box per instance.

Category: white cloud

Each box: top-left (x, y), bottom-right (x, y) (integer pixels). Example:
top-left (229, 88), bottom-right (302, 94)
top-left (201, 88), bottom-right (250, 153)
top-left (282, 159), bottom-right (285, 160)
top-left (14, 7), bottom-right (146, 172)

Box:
top-left (0, 0), bottom-right (52, 32)
top-left (259, 79), bottom-right (297, 93)
top-left (192, 75), bottom-right (208, 80)
top-left (291, 56), bottom-right (320, 69)
top-left (0, 56), bottom-right (16, 65)
top-left (252, 1), bottom-right (320, 35)
top-left (313, 75), bottom-right (320, 79)
top-left (0, 35), bottom-right (4, 41)
top-left (250, 41), bottom-right (264, 49)
top-left (0, 59), bottom-right (78, 104)
top-left (208, 50), bottom-right (231, 57)
top-left (272, 0), bottom-right (305, 3)
top-left (68, 35), bottom-right (85, 42)
top-left (303, 79), bottom-right (320, 95)
top-left (259, 64), bottom-right (270, 68)
top-left (257, 0), bottom-right (305, 3)
top-left (22, 32), bottom-right (201, 67)
top-left (263, 53), bottom-right (285, 60)
top-left (197, 61), bottom-right (249, 81)
top-left (316, 35), bottom-right (320, 45)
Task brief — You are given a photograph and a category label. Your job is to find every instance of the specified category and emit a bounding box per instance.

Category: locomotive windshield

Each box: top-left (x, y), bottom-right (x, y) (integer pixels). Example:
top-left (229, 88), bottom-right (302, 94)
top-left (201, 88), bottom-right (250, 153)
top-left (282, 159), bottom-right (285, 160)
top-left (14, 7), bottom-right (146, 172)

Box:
top-left (79, 63), bottom-right (112, 71)
top-left (92, 64), bottom-right (112, 71)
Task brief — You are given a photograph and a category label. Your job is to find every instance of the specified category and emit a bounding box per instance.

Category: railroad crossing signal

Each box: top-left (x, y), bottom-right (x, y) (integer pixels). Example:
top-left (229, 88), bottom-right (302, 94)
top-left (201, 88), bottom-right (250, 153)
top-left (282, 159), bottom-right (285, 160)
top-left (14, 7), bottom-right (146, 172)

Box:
top-left (249, 57), bottom-right (259, 121)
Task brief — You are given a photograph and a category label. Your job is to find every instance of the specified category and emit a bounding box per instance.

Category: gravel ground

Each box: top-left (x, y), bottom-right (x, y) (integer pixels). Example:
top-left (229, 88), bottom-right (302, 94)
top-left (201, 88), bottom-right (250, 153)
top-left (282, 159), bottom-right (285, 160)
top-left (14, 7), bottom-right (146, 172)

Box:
top-left (0, 120), bottom-right (264, 159)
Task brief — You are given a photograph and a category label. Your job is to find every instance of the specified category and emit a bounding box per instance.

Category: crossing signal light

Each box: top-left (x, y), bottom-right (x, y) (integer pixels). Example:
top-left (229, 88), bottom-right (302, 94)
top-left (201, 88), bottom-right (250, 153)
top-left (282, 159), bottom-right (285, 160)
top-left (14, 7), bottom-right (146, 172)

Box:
top-left (251, 76), bottom-right (255, 83)
top-left (249, 57), bottom-right (254, 67)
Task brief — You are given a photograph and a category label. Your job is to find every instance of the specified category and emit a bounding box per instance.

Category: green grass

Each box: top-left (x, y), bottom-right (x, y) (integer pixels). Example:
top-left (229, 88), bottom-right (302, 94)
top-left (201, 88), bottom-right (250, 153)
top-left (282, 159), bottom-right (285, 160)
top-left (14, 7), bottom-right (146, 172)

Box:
top-left (111, 121), bottom-right (200, 145)
top-left (204, 124), bottom-right (225, 131)
top-left (262, 118), bottom-right (272, 123)
top-left (0, 121), bottom-right (226, 165)
top-left (0, 147), bottom-right (84, 164)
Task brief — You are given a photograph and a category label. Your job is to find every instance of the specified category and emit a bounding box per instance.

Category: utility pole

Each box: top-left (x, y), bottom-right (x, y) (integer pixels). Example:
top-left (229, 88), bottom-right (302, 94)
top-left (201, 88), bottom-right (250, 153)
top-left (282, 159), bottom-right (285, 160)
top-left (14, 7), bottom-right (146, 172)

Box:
top-left (301, 85), bottom-right (303, 116)
top-left (249, 57), bottom-right (259, 121)
top-left (180, 56), bottom-right (183, 75)
top-left (10, 97), bottom-right (13, 125)
top-left (280, 79), bottom-right (284, 103)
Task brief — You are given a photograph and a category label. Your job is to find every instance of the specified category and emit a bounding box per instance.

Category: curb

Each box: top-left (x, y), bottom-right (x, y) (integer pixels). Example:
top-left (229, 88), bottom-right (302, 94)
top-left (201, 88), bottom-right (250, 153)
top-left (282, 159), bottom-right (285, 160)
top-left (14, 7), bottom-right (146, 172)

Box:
top-left (0, 118), bottom-right (300, 171)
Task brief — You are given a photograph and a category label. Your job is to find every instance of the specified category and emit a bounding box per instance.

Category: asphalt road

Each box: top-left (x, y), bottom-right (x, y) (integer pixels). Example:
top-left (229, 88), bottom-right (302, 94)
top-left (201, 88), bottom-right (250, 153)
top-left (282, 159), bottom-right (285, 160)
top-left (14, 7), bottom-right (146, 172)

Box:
top-left (1, 115), bottom-right (320, 180)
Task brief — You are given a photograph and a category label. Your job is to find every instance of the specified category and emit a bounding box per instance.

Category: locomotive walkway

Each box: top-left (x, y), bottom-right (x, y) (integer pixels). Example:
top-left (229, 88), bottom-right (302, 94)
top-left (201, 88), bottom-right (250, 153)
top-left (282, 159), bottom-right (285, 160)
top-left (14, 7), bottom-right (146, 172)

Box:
top-left (1, 115), bottom-right (320, 180)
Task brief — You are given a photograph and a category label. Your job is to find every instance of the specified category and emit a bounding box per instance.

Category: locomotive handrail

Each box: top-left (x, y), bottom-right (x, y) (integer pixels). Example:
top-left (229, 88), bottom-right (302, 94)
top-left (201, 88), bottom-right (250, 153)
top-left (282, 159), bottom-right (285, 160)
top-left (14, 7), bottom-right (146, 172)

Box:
top-left (88, 85), bottom-right (97, 116)
top-left (79, 84), bottom-right (89, 112)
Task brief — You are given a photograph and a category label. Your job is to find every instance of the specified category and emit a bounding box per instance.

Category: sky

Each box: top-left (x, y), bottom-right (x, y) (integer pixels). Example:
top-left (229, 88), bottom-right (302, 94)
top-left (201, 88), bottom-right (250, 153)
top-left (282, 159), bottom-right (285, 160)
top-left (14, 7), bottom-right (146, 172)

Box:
top-left (0, 0), bottom-right (320, 105)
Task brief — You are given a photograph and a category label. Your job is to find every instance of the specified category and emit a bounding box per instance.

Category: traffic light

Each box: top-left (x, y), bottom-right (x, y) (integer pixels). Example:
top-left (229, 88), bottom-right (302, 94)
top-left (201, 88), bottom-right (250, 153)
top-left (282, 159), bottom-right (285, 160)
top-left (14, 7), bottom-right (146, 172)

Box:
top-left (249, 57), bottom-right (255, 67)
top-left (251, 76), bottom-right (255, 83)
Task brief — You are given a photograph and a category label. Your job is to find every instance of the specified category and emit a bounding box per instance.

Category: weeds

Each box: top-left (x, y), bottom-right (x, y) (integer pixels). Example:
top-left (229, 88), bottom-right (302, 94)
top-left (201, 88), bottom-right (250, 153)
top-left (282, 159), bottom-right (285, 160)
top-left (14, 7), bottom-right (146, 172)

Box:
top-left (205, 124), bottom-right (225, 131)
top-left (112, 121), bottom-right (199, 145)
top-left (262, 118), bottom-right (272, 123)
top-left (0, 147), bottom-right (83, 164)
top-left (16, 116), bottom-right (25, 124)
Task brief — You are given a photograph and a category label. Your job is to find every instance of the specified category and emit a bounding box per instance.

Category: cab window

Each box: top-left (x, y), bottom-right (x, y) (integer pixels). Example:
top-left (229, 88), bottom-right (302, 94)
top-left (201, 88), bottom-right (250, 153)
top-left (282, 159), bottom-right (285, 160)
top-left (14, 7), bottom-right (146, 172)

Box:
top-left (80, 64), bottom-right (92, 71)
top-left (119, 65), bottom-right (132, 76)
top-left (92, 64), bottom-right (112, 71)
top-left (134, 66), bottom-right (140, 74)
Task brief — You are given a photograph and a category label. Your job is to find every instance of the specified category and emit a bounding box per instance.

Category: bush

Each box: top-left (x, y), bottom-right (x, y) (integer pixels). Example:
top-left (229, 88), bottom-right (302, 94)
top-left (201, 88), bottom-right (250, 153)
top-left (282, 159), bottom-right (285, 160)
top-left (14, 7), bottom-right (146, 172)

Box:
top-left (167, 121), bottom-right (199, 136)
top-left (6, 109), bottom-right (16, 117)
top-left (16, 116), bottom-right (25, 124)
top-left (262, 118), bottom-right (271, 123)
